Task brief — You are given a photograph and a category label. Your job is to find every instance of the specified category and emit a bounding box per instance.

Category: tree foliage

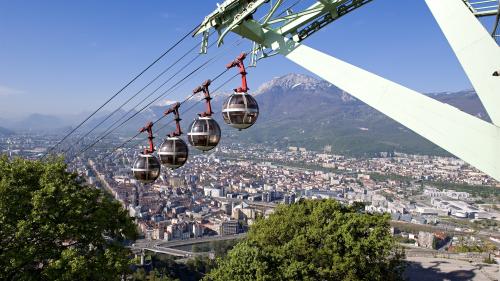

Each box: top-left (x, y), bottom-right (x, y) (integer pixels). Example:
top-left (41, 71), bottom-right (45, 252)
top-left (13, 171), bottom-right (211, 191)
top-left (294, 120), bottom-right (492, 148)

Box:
top-left (0, 156), bottom-right (138, 280)
top-left (205, 199), bottom-right (405, 281)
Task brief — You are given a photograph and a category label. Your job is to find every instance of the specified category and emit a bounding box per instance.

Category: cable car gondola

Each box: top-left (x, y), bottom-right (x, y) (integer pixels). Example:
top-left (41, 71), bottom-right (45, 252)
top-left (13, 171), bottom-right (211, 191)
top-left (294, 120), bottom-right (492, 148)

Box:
top-left (158, 102), bottom-right (189, 169)
top-left (222, 92), bottom-right (259, 130)
top-left (132, 122), bottom-right (161, 184)
top-left (187, 117), bottom-right (221, 151)
top-left (187, 80), bottom-right (221, 151)
top-left (159, 137), bottom-right (188, 168)
top-left (222, 53), bottom-right (259, 130)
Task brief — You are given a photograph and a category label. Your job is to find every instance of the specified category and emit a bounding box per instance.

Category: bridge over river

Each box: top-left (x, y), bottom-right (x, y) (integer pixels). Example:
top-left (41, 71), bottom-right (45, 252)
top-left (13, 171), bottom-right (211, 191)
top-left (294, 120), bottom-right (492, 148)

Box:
top-left (129, 233), bottom-right (247, 263)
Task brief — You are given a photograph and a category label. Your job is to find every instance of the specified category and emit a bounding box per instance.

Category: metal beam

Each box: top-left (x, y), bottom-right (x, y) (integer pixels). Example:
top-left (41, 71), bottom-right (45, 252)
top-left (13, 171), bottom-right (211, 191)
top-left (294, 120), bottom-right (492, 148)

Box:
top-left (276, 2), bottom-right (328, 35)
top-left (265, 7), bottom-right (326, 25)
top-left (239, 21), bottom-right (500, 181)
top-left (263, 0), bottom-right (284, 24)
top-left (195, 0), bottom-right (372, 49)
top-left (490, 2), bottom-right (500, 44)
top-left (195, 0), bottom-right (500, 182)
top-left (426, 0), bottom-right (500, 126)
top-left (287, 45), bottom-right (500, 182)
top-left (463, 0), bottom-right (499, 17)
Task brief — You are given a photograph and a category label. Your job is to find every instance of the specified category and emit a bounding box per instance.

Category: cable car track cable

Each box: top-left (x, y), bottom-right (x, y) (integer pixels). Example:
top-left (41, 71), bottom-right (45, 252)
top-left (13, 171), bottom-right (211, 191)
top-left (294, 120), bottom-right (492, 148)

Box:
top-left (98, 71), bottom-right (241, 160)
top-left (66, 30), bottom-right (218, 154)
top-left (42, 25), bottom-right (198, 159)
top-left (72, 47), bottom-right (241, 159)
top-left (68, 39), bottom-right (242, 159)
top-left (67, 41), bottom-right (203, 152)
top-left (53, 0), bottom-right (300, 157)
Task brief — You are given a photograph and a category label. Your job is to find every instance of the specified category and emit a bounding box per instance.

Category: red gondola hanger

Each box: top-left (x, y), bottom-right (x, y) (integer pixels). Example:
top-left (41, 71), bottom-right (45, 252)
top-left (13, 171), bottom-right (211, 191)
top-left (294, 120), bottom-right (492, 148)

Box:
top-left (163, 102), bottom-right (183, 137)
top-left (192, 79), bottom-right (213, 117)
top-left (226, 52), bottom-right (249, 93)
top-left (139, 121), bottom-right (155, 154)
top-left (158, 103), bottom-right (189, 169)
top-left (222, 53), bottom-right (259, 130)
top-left (187, 80), bottom-right (221, 151)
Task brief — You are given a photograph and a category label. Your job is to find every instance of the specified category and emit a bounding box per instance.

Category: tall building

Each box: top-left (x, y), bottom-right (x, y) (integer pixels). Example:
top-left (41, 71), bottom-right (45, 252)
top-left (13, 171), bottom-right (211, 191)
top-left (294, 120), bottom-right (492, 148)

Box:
top-left (283, 193), bottom-right (296, 205)
top-left (263, 191), bottom-right (276, 202)
top-left (133, 185), bottom-right (139, 207)
top-left (220, 220), bottom-right (239, 236)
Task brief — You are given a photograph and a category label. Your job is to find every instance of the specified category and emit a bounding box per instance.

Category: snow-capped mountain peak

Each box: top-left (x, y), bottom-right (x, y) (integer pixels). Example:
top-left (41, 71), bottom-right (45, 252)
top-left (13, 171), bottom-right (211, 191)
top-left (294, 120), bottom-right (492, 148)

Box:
top-left (254, 73), bottom-right (331, 95)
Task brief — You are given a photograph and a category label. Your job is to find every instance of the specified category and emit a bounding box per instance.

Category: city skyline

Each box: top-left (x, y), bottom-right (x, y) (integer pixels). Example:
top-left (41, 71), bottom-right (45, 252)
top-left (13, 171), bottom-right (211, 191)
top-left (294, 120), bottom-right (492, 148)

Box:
top-left (0, 1), bottom-right (499, 279)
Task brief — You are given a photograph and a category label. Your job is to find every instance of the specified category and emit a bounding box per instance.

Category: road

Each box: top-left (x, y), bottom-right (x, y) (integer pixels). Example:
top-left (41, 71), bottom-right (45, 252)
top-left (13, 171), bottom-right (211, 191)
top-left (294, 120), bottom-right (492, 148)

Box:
top-left (131, 246), bottom-right (204, 257)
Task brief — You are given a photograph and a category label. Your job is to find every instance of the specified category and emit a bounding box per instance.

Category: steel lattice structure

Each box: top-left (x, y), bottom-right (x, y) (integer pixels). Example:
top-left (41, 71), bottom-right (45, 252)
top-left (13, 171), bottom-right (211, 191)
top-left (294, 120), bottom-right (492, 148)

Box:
top-left (194, 0), bottom-right (500, 182)
top-left (464, 0), bottom-right (500, 43)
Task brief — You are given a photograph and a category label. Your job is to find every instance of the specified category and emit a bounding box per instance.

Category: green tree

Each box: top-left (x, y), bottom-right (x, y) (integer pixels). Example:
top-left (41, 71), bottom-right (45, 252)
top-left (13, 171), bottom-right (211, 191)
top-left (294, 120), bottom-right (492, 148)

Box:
top-left (0, 156), bottom-right (138, 280)
top-left (205, 199), bottom-right (405, 281)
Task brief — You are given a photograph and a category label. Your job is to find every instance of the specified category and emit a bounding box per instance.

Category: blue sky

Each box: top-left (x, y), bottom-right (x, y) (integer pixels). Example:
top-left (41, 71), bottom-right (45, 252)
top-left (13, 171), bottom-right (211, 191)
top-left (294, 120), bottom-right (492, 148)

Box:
top-left (0, 0), bottom-right (482, 119)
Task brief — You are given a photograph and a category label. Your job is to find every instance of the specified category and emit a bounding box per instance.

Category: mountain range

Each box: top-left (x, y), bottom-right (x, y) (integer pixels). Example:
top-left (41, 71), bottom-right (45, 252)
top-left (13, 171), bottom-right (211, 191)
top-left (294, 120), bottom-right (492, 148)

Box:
top-left (0, 73), bottom-right (489, 156)
top-left (0, 126), bottom-right (14, 136)
top-left (223, 74), bottom-right (489, 156)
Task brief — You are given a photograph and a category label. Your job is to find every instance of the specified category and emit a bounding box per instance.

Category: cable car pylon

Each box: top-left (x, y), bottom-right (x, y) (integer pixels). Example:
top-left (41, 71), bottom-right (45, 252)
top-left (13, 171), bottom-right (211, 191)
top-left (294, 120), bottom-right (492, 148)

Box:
top-left (193, 0), bottom-right (500, 182)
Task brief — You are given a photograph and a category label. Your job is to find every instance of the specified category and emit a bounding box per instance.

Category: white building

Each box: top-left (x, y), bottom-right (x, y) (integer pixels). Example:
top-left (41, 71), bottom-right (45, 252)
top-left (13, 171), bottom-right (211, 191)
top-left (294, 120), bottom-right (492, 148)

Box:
top-left (204, 186), bottom-right (224, 198)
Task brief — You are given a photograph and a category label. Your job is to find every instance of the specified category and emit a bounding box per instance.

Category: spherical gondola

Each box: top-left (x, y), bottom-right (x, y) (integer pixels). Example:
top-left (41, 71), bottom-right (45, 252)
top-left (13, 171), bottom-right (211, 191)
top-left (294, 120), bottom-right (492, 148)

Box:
top-left (132, 153), bottom-right (161, 184)
top-left (131, 121), bottom-right (161, 184)
top-left (222, 92), bottom-right (259, 130)
top-left (187, 117), bottom-right (221, 151)
top-left (158, 137), bottom-right (189, 169)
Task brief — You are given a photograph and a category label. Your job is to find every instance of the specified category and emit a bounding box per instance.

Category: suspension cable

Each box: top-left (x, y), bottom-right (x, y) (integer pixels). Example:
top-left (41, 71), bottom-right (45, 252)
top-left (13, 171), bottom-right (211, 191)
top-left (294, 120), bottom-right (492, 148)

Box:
top-left (104, 72), bottom-right (241, 159)
top-left (42, 25), bottom-right (198, 159)
top-left (58, 0), bottom-right (301, 158)
top-left (67, 41), bottom-right (201, 152)
top-left (71, 46), bottom-right (242, 159)
top-left (73, 61), bottom-right (213, 158)
top-left (68, 39), bottom-right (240, 159)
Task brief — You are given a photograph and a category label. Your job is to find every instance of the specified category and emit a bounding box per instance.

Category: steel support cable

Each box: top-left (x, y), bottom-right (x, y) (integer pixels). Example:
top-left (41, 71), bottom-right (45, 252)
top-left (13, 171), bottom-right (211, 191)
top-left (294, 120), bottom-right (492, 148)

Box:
top-left (66, 42), bottom-right (201, 153)
top-left (66, 51), bottom-right (205, 159)
top-left (72, 44), bottom-right (240, 159)
top-left (58, 0), bottom-right (299, 157)
top-left (124, 84), bottom-right (235, 152)
top-left (42, 25), bottom-right (198, 159)
top-left (76, 50), bottom-right (206, 152)
top-left (105, 72), bottom-right (241, 158)
top-left (71, 39), bottom-right (235, 157)
top-left (69, 0), bottom-right (303, 162)
top-left (74, 60), bottom-right (214, 158)
top-left (97, 46), bottom-right (248, 154)
top-left (67, 30), bottom-right (218, 154)
top-left (105, 48), bottom-right (251, 154)
top-left (149, 72), bottom-right (240, 139)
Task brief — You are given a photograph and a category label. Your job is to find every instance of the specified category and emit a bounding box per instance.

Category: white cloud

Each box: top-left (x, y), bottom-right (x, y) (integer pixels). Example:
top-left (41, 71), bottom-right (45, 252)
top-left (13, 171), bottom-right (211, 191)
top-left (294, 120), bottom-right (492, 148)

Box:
top-left (0, 85), bottom-right (24, 97)
top-left (155, 99), bottom-right (178, 107)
